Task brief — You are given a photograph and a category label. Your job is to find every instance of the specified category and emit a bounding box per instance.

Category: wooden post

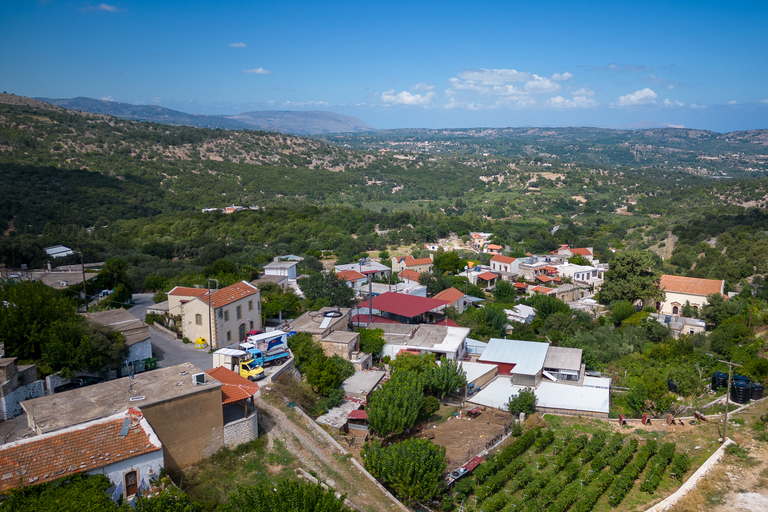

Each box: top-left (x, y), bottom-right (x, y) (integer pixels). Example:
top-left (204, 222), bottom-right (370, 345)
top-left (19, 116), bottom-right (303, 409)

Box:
top-left (719, 359), bottom-right (742, 444)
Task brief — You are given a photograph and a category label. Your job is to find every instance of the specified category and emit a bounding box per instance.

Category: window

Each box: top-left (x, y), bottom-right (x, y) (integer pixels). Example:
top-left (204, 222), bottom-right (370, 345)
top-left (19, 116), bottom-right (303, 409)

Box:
top-left (227, 331), bottom-right (232, 342)
top-left (224, 310), bottom-right (229, 321)
top-left (236, 305), bottom-right (242, 320)
top-left (195, 313), bottom-right (202, 325)
top-left (249, 320), bottom-right (254, 330)
top-left (124, 470), bottom-right (138, 496)
top-left (248, 300), bottom-right (253, 311)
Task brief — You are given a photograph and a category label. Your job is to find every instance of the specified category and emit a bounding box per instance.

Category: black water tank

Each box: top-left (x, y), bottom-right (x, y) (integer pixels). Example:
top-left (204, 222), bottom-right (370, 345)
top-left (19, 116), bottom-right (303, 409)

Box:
top-left (730, 380), bottom-right (751, 404)
top-left (668, 379), bottom-right (678, 392)
top-left (711, 371), bottom-right (728, 390)
top-left (751, 383), bottom-right (764, 400)
top-left (733, 374), bottom-right (750, 384)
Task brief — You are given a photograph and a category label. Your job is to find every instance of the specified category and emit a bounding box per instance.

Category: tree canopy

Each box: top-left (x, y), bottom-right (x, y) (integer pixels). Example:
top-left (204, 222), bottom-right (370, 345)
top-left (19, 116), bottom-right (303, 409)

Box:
top-left (297, 272), bottom-right (354, 308)
top-left (366, 369), bottom-right (424, 437)
top-left (599, 250), bottom-right (664, 306)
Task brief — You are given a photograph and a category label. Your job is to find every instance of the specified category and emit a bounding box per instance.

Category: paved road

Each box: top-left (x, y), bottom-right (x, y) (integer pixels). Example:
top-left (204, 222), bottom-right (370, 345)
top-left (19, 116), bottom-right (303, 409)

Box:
top-left (129, 294), bottom-right (212, 371)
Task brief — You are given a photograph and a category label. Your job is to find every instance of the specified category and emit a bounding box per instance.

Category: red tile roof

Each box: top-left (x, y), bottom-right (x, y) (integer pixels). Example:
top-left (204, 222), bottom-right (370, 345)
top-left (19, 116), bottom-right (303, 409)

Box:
top-left (530, 285), bottom-right (555, 294)
top-left (514, 282), bottom-right (528, 289)
top-left (405, 257), bottom-right (433, 267)
top-left (338, 269), bottom-right (366, 282)
top-left (370, 292), bottom-right (450, 318)
top-left (206, 281), bottom-right (259, 309)
top-left (168, 286), bottom-right (210, 297)
top-left (0, 410), bottom-right (161, 493)
top-left (660, 275), bottom-right (724, 297)
top-left (570, 248), bottom-right (593, 256)
top-left (348, 410), bottom-right (368, 420)
top-left (398, 269), bottom-right (422, 281)
top-left (433, 287), bottom-right (465, 304)
top-left (205, 366), bottom-right (260, 405)
top-left (491, 254), bottom-right (516, 264)
top-left (543, 266), bottom-right (558, 272)
top-left (433, 318), bottom-right (460, 327)
top-left (487, 244), bottom-right (502, 250)
top-left (477, 272), bottom-right (499, 281)
top-left (536, 275), bottom-right (553, 283)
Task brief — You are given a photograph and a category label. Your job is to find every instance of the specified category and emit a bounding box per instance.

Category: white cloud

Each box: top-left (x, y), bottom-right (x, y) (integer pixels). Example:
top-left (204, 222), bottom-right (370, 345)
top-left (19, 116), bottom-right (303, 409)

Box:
top-left (759, 99), bottom-right (768, 104)
top-left (229, 42), bottom-right (247, 48)
top-left (612, 88), bottom-right (658, 107)
top-left (552, 72), bottom-right (573, 82)
top-left (690, 103), bottom-right (708, 109)
top-left (411, 82), bottom-right (435, 92)
top-left (283, 100), bottom-right (330, 106)
top-left (455, 68), bottom-right (532, 85)
top-left (243, 67), bottom-right (272, 74)
top-left (546, 95), bottom-right (596, 109)
top-left (570, 87), bottom-right (594, 97)
top-left (381, 90), bottom-right (436, 106)
top-left (727, 100), bottom-right (737, 105)
top-left (524, 75), bottom-right (560, 94)
top-left (101, 95), bottom-right (114, 101)
top-left (98, 3), bottom-right (117, 11)
top-left (663, 98), bottom-right (685, 107)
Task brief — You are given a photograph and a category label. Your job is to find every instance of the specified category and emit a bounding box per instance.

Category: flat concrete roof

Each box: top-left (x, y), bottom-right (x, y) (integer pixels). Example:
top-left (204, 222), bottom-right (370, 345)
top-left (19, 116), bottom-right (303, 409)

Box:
top-left (543, 346), bottom-right (582, 372)
top-left (289, 307), bottom-right (351, 334)
top-left (342, 370), bottom-right (386, 397)
top-left (380, 324), bottom-right (469, 354)
top-left (322, 331), bottom-right (358, 345)
top-left (85, 309), bottom-right (150, 347)
top-left (21, 363), bottom-right (218, 434)
top-left (458, 361), bottom-right (497, 384)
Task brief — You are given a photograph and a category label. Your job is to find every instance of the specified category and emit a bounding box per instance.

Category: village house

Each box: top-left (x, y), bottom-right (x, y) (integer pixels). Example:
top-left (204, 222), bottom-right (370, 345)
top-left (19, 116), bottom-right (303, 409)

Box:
top-left (489, 254), bottom-right (528, 280)
top-left (167, 286), bottom-right (210, 317)
top-left (85, 309), bottom-right (153, 366)
top-left (263, 257), bottom-right (300, 280)
top-left (504, 304), bottom-right (537, 324)
top-left (658, 275), bottom-right (725, 315)
top-left (553, 245), bottom-right (596, 263)
top-left (555, 262), bottom-right (606, 287)
top-left (432, 287), bottom-right (468, 314)
top-left (181, 281), bottom-right (261, 349)
top-left (471, 339), bottom-right (610, 419)
top-left (379, 324), bottom-right (470, 360)
top-left (485, 244), bottom-right (503, 255)
top-left (0, 408), bottom-right (164, 501)
top-left (391, 254), bottom-right (434, 274)
top-left (334, 260), bottom-right (391, 280)
top-left (649, 313), bottom-right (706, 338)
top-left (21, 363), bottom-right (226, 471)
top-left (337, 269), bottom-right (369, 295)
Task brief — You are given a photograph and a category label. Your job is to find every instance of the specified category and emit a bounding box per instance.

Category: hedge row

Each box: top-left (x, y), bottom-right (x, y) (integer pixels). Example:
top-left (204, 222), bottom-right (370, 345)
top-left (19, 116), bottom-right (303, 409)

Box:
top-left (607, 440), bottom-right (658, 507)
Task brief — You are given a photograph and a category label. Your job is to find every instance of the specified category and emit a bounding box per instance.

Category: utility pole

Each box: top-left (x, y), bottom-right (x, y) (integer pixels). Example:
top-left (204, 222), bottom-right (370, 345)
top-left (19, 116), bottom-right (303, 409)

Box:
top-left (719, 359), bottom-right (742, 444)
top-left (207, 278), bottom-right (219, 349)
top-left (81, 251), bottom-right (88, 313)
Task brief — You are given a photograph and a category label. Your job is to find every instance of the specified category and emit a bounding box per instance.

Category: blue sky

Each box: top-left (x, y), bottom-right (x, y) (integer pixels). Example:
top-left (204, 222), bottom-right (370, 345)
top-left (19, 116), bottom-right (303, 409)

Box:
top-left (2, 1), bottom-right (767, 132)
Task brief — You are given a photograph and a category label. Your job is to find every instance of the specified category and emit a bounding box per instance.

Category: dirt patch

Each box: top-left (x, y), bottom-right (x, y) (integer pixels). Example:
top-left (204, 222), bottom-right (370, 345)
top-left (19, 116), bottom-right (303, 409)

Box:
top-left (427, 407), bottom-right (512, 470)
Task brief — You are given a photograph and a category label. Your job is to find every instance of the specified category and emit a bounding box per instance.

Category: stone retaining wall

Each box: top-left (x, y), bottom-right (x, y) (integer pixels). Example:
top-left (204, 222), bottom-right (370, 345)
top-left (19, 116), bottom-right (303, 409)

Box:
top-left (223, 412), bottom-right (259, 448)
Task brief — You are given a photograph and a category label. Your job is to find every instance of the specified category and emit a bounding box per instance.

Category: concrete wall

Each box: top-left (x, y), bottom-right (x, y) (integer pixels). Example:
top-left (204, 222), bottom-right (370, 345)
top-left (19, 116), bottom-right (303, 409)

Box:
top-left (127, 339), bottom-right (153, 363)
top-left (0, 380), bottom-right (45, 420)
top-left (536, 406), bottom-right (608, 420)
top-left (223, 411), bottom-right (259, 448)
top-left (141, 386), bottom-right (224, 471)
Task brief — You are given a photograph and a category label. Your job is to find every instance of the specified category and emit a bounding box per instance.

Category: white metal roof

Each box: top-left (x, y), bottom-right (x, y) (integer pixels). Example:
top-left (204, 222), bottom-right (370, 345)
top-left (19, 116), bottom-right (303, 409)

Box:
top-left (479, 339), bottom-right (549, 375)
top-left (214, 348), bottom-right (247, 357)
top-left (468, 376), bottom-right (610, 415)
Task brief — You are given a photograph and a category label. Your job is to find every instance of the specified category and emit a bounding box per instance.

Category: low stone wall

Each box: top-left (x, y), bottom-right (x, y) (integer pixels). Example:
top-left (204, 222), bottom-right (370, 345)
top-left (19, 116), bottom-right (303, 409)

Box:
top-left (224, 412), bottom-right (259, 448)
top-left (645, 438), bottom-right (735, 512)
top-left (150, 323), bottom-right (180, 339)
top-left (266, 355), bottom-right (295, 384)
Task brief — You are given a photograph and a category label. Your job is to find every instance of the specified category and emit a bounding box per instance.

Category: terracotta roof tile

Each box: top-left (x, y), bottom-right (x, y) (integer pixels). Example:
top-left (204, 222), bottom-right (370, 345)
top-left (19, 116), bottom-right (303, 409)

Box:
top-left (405, 257), bottom-right (433, 267)
top-left (205, 367), bottom-right (259, 405)
top-left (205, 281), bottom-right (259, 309)
top-left (433, 287), bottom-right (465, 303)
top-left (491, 255), bottom-right (516, 264)
top-left (337, 270), bottom-right (366, 282)
top-left (660, 275), bottom-right (724, 297)
top-left (168, 286), bottom-right (210, 297)
top-left (530, 285), bottom-right (555, 294)
top-left (477, 272), bottom-right (500, 281)
top-left (514, 282), bottom-right (528, 289)
top-left (570, 248), bottom-right (593, 256)
top-left (398, 269), bottom-right (422, 281)
top-left (0, 410), bottom-right (161, 494)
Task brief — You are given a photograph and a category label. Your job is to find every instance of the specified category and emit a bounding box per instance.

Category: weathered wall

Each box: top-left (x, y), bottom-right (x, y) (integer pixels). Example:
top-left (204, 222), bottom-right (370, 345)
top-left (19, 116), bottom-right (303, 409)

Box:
top-left (223, 412), bottom-right (259, 448)
top-left (93, 449), bottom-right (164, 501)
top-left (1, 380), bottom-right (45, 420)
top-left (142, 387), bottom-right (223, 471)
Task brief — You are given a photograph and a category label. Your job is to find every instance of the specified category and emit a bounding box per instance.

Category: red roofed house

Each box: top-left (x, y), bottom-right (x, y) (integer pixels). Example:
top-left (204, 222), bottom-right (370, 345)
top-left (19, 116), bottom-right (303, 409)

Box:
top-left (391, 254), bottom-right (434, 274)
top-left (553, 245), bottom-right (595, 262)
top-left (485, 244), bottom-right (503, 255)
top-left (490, 254), bottom-right (518, 277)
top-left (398, 268), bottom-right (422, 285)
top-left (337, 269), bottom-right (369, 295)
top-left (530, 285), bottom-right (556, 296)
top-left (476, 271), bottom-right (500, 290)
top-left (0, 409), bottom-right (163, 500)
top-left (433, 286), bottom-right (468, 314)
top-left (181, 281), bottom-right (261, 349)
top-left (658, 275), bottom-right (725, 315)
top-left (168, 285), bottom-right (210, 316)
top-left (370, 292), bottom-right (450, 324)
top-left (205, 366), bottom-right (260, 448)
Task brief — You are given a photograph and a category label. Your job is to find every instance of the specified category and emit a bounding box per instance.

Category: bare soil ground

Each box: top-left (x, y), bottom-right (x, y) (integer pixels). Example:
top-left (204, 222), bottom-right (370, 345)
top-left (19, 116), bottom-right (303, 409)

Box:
top-left (427, 407), bottom-right (512, 470)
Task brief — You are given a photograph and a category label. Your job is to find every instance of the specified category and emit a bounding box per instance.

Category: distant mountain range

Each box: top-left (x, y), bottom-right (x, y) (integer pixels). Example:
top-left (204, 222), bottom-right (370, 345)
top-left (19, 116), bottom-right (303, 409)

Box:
top-left (35, 96), bottom-right (377, 135)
